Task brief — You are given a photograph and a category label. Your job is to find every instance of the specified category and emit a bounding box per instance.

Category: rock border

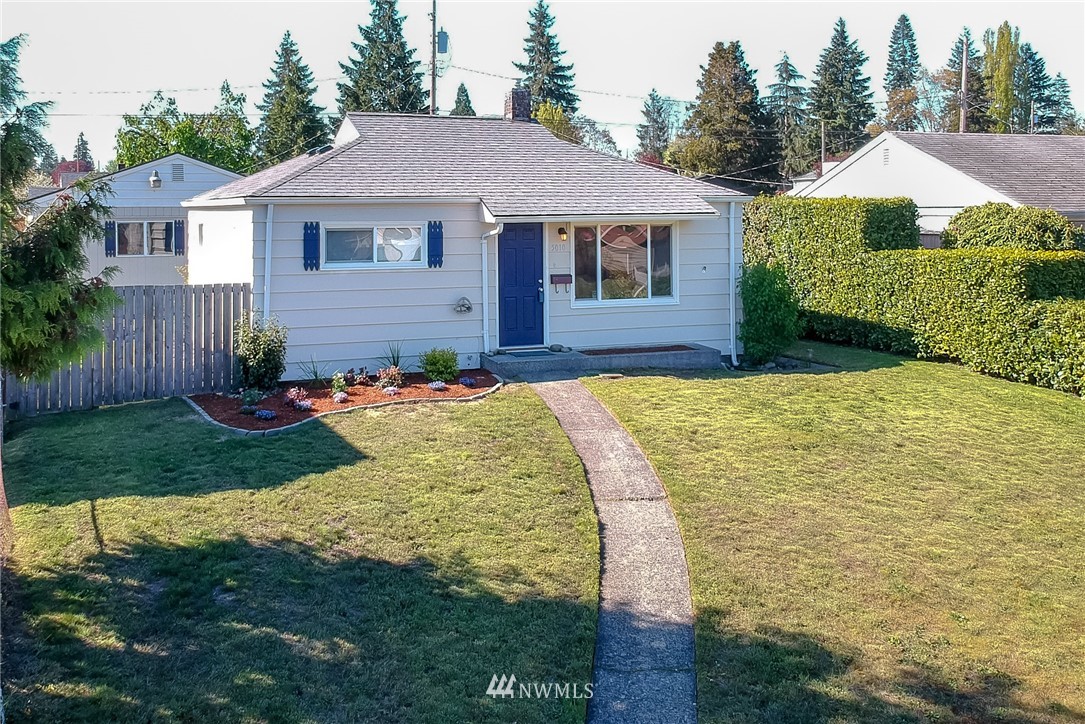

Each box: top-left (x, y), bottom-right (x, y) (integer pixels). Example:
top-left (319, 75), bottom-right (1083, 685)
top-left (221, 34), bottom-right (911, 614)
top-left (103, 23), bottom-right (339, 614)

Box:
top-left (181, 376), bottom-right (504, 437)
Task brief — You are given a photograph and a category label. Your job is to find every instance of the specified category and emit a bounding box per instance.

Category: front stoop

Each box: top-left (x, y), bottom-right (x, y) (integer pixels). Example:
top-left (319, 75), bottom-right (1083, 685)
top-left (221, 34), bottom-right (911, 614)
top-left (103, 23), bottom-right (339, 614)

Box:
top-left (530, 379), bottom-right (697, 724)
top-left (483, 343), bottom-right (720, 379)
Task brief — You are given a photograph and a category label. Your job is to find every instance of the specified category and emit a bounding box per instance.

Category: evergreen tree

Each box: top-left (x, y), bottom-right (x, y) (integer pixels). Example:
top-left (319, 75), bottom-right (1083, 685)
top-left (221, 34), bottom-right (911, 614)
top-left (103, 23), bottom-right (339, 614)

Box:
top-left (765, 53), bottom-right (812, 179)
top-left (884, 15), bottom-right (921, 130)
top-left (1050, 74), bottom-right (1084, 133)
top-left (983, 21), bottom-right (1020, 132)
top-left (1015, 43), bottom-right (1055, 132)
top-left (451, 83), bottom-right (476, 116)
top-left (337, 0), bottom-right (428, 114)
top-left (73, 132), bottom-right (93, 167)
top-left (37, 143), bottom-right (58, 175)
top-left (635, 89), bottom-right (675, 164)
top-left (937, 29), bottom-right (990, 132)
top-left (672, 41), bottom-right (779, 188)
top-left (809, 18), bottom-right (875, 155)
top-left (256, 31), bottom-right (329, 166)
top-left (574, 116), bottom-right (618, 155)
top-left (513, 0), bottom-right (578, 113)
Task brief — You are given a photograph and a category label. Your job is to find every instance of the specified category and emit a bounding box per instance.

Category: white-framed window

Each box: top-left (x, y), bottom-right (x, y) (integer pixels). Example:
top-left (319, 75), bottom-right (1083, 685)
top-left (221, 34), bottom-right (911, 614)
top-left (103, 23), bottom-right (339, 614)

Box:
top-left (322, 224), bottom-right (425, 268)
top-left (573, 223), bottom-right (674, 303)
top-left (116, 221), bottom-right (175, 256)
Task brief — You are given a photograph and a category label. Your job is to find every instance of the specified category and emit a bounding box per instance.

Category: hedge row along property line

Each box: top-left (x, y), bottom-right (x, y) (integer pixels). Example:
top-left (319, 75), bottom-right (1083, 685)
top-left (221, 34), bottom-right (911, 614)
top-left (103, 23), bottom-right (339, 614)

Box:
top-left (744, 196), bottom-right (1085, 395)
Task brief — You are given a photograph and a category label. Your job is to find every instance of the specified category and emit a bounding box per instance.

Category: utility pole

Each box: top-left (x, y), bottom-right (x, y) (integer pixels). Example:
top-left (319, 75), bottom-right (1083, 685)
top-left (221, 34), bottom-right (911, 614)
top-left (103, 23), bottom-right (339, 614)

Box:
top-left (820, 119), bottom-right (826, 176)
top-left (429, 0), bottom-right (437, 115)
top-left (959, 48), bottom-right (968, 133)
top-left (1029, 99), bottom-right (1036, 133)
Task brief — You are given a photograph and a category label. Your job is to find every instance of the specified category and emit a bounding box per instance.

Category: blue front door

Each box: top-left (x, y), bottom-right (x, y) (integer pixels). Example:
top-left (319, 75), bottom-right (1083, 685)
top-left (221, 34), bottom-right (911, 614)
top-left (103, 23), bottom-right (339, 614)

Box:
top-left (498, 223), bottom-right (544, 347)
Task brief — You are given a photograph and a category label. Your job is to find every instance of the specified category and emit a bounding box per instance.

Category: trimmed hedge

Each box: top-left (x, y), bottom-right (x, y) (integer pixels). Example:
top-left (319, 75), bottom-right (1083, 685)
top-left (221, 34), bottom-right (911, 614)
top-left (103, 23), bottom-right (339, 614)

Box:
top-left (744, 197), bottom-right (1085, 394)
top-left (942, 202), bottom-right (1085, 251)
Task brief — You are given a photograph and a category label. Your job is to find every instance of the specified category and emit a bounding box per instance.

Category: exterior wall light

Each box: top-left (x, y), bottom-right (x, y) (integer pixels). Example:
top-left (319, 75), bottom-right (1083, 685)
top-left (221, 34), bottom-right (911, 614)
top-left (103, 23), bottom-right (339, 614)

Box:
top-left (558, 227), bottom-right (568, 241)
top-left (149, 170), bottom-right (162, 189)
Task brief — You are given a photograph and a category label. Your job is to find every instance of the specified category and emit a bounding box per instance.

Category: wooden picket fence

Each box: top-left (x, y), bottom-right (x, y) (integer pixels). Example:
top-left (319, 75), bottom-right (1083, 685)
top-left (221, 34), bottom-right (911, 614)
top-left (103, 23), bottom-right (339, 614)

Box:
top-left (3, 284), bottom-right (252, 418)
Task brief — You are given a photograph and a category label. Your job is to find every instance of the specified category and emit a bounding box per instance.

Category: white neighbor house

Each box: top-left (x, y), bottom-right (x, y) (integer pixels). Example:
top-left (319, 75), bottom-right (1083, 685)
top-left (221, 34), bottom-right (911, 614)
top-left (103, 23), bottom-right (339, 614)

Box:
top-left (29, 154), bottom-right (241, 284)
top-left (792, 132), bottom-right (1085, 246)
top-left (184, 92), bottom-right (751, 379)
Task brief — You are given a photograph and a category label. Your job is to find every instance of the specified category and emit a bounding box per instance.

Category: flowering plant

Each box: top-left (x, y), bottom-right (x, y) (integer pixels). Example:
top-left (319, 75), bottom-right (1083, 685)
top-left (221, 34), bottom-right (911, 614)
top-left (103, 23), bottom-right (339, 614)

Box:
top-left (254, 409), bottom-right (277, 420)
top-left (383, 386), bottom-right (400, 396)
top-left (284, 386), bottom-right (308, 406)
top-left (376, 366), bottom-right (404, 389)
top-left (333, 391), bottom-right (349, 404)
top-left (331, 371), bottom-right (348, 395)
top-left (458, 376), bottom-right (477, 388)
top-left (294, 399), bottom-right (314, 411)
top-left (428, 380), bottom-right (447, 391)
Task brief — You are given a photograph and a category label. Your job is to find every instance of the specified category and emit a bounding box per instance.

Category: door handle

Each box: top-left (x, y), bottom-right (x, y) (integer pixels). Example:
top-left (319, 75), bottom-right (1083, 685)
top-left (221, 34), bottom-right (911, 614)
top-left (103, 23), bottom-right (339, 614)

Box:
top-left (538, 280), bottom-right (544, 303)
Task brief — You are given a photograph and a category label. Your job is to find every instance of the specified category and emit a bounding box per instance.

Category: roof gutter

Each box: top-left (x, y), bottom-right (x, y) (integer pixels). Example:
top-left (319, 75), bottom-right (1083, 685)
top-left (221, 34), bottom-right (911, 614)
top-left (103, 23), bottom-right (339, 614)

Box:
top-left (729, 201), bottom-right (741, 367)
top-left (480, 223), bottom-right (504, 355)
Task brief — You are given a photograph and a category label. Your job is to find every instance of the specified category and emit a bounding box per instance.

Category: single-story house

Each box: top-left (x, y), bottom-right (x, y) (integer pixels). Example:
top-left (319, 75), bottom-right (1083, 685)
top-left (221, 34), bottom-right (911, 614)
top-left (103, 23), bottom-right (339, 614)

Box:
top-left (29, 154), bottom-right (241, 285)
top-left (183, 89), bottom-right (751, 378)
top-left (791, 132), bottom-right (1085, 246)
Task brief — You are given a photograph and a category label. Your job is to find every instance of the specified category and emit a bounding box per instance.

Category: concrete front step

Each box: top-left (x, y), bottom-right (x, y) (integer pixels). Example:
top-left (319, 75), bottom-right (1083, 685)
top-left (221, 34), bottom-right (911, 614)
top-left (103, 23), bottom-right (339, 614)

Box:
top-left (482, 343), bottom-right (721, 378)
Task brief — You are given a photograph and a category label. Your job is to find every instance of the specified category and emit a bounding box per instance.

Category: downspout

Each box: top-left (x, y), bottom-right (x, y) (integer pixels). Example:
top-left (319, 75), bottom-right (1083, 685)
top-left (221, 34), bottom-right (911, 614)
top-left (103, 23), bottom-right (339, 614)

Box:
top-left (480, 223), bottom-right (503, 355)
top-left (262, 203), bottom-right (275, 320)
top-left (728, 202), bottom-right (740, 367)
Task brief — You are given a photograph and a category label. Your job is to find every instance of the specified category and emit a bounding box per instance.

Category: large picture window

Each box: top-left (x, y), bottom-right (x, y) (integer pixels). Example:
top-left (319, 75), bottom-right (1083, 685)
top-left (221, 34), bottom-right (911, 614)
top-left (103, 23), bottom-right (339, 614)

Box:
top-left (116, 221), bottom-right (174, 256)
top-left (573, 224), bottom-right (674, 302)
top-left (324, 226), bottom-right (424, 267)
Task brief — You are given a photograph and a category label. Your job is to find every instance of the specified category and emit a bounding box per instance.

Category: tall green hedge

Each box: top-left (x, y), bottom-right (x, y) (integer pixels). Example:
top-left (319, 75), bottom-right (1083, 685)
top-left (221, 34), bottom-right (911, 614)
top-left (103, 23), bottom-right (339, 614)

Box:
top-left (942, 202), bottom-right (1085, 250)
top-left (744, 196), bottom-right (1085, 394)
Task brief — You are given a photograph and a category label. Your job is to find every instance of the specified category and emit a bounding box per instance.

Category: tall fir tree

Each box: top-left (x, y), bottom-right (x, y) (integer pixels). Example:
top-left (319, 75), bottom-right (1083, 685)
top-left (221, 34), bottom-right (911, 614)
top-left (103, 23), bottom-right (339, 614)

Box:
top-left (256, 31), bottom-right (329, 166)
top-left (937, 29), bottom-right (991, 132)
top-left (671, 41), bottom-right (779, 189)
top-left (809, 18), bottom-right (875, 155)
top-left (451, 83), bottom-right (476, 116)
top-left (1049, 74), bottom-right (1083, 133)
top-left (765, 53), bottom-right (812, 179)
top-left (513, 0), bottom-right (578, 113)
top-left (884, 15), bottom-right (921, 130)
top-left (337, 0), bottom-right (428, 114)
top-left (1015, 43), bottom-right (1056, 132)
top-left (73, 132), bottom-right (93, 167)
top-left (635, 89), bottom-right (675, 164)
top-left (37, 143), bottom-right (58, 175)
top-left (983, 21), bottom-right (1020, 132)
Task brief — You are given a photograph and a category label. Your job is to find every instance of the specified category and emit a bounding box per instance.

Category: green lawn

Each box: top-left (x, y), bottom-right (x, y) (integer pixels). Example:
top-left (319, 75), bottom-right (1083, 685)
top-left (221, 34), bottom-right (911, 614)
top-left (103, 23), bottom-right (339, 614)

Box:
top-left (2, 387), bottom-right (599, 723)
top-left (584, 343), bottom-right (1085, 724)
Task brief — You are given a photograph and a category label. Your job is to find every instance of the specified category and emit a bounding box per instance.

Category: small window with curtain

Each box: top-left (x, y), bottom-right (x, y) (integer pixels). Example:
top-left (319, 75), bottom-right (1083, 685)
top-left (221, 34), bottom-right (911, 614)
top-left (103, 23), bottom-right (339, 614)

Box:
top-left (115, 220), bottom-right (174, 255)
top-left (322, 225), bottom-right (424, 268)
top-left (573, 223), bottom-right (674, 303)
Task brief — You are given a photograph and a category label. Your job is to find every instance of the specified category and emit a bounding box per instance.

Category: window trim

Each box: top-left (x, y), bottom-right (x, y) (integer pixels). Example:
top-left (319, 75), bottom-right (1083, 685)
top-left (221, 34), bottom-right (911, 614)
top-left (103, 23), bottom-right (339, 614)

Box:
top-left (568, 222), bottom-right (680, 308)
top-left (320, 222), bottom-right (427, 270)
top-left (115, 220), bottom-right (175, 257)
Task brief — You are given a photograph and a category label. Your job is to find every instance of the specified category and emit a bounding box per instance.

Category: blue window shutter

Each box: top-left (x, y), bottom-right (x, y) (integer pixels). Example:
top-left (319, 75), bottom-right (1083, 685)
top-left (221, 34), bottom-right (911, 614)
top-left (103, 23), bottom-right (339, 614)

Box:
top-left (427, 221), bottom-right (444, 268)
top-left (174, 219), bottom-right (185, 255)
top-left (104, 221), bottom-right (116, 257)
top-left (303, 222), bottom-right (320, 270)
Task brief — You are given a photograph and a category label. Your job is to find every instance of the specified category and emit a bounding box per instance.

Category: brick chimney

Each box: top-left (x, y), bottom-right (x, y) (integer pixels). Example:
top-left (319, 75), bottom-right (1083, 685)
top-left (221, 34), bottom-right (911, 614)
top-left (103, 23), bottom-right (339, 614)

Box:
top-left (504, 86), bottom-right (532, 122)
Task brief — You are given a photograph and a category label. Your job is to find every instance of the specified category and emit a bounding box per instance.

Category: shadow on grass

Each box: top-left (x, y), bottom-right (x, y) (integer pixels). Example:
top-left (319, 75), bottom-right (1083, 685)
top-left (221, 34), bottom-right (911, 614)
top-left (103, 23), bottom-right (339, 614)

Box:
top-left (696, 614), bottom-right (1084, 724)
top-left (2, 536), bottom-right (596, 723)
top-left (4, 399), bottom-right (367, 507)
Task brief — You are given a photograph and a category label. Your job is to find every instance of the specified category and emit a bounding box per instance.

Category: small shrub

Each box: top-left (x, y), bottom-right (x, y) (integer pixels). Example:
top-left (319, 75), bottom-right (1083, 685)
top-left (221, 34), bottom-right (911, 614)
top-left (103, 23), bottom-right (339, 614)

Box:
top-left (458, 376), bottom-right (477, 388)
top-left (428, 380), bottom-right (447, 391)
top-left (419, 347), bottom-right (460, 382)
top-left (376, 366), bottom-right (404, 389)
top-left (294, 399), bottom-right (314, 411)
top-left (283, 386), bottom-right (308, 406)
top-left (942, 203), bottom-right (1085, 251)
top-left (234, 314), bottom-right (288, 390)
top-left (739, 264), bottom-right (800, 366)
top-left (240, 388), bottom-right (263, 407)
top-left (384, 386), bottom-right (400, 396)
top-left (239, 405), bottom-right (257, 415)
top-left (331, 371), bottom-right (348, 395)
top-left (332, 391), bottom-right (349, 404)
top-left (344, 368), bottom-right (365, 386)
top-left (254, 409), bottom-right (276, 421)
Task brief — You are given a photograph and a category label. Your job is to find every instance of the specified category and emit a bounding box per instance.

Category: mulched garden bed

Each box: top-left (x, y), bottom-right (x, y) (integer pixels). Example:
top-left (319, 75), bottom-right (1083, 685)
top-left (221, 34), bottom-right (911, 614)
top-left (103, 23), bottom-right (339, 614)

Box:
top-left (188, 370), bottom-right (501, 432)
top-left (582, 344), bottom-right (695, 356)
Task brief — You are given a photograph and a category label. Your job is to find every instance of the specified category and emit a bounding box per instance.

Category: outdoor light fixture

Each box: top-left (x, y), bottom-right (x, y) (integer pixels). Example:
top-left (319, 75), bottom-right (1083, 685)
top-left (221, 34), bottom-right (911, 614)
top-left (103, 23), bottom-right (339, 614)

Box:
top-left (558, 227), bottom-right (568, 241)
top-left (149, 170), bottom-right (162, 189)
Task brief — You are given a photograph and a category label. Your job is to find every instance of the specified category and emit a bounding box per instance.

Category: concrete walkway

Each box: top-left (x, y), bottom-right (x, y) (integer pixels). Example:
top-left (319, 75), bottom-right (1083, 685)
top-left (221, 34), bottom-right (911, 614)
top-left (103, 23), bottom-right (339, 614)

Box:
top-left (530, 378), bottom-right (696, 724)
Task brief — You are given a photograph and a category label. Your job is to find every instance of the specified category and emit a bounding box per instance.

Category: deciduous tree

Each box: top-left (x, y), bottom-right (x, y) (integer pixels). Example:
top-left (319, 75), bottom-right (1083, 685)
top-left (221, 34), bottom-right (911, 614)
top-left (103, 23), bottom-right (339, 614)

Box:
top-left (983, 21), bottom-right (1020, 132)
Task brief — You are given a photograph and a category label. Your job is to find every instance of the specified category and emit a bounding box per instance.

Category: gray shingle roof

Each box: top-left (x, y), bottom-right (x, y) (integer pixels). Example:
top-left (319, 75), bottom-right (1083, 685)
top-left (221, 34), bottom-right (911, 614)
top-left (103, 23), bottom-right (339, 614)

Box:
top-left (196, 113), bottom-right (741, 216)
top-left (894, 132), bottom-right (1085, 211)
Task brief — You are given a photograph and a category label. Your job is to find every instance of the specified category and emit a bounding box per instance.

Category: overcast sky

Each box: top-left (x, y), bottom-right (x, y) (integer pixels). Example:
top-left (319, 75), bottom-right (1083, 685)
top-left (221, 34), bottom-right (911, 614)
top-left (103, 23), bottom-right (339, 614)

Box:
top-left (6, 0), bottom-right (1084, 163)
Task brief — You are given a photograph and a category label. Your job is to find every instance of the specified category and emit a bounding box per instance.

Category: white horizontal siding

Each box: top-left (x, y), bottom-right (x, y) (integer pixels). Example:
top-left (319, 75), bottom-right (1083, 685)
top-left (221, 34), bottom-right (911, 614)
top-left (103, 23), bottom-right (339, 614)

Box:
top-left (187, 208), bottom-right (256, 285)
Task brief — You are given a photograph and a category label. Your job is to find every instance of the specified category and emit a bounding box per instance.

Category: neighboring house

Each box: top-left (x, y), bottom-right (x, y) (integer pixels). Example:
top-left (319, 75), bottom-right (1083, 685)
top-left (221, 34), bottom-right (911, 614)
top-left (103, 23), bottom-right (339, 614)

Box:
top-left (183, 89), bottom-right (751, 378)
top-left (792, 132), bottom-right (1085, 247)
top-left (29, 154), bottom-right (241, 285)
